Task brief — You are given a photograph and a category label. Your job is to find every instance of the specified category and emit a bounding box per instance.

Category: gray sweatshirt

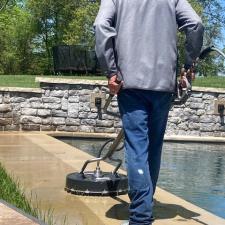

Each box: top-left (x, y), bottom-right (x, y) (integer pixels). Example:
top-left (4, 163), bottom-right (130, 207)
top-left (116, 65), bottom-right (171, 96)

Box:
top-left (94, 0), bottom-right (204, 92)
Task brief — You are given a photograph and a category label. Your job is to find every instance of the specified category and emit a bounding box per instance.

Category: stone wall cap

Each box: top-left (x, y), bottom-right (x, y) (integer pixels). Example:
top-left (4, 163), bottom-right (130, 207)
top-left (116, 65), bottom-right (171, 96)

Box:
top-left (192, 86), bottom-right (225, 94)
top-left (36, 77), bottom-right (108, 86)
top-left (0, 87), bottom-right (42, 93)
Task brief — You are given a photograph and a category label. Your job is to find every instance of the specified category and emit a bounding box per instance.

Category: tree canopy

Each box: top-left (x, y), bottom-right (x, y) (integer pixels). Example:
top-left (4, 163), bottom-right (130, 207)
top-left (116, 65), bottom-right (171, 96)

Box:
top-left (0, 0), bottom-right (224, 75)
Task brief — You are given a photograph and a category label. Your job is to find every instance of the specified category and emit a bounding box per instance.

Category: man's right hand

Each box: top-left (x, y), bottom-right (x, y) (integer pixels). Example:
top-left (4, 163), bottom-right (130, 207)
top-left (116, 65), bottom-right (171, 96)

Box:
top-left (108, 75), bottom-right (123, 95)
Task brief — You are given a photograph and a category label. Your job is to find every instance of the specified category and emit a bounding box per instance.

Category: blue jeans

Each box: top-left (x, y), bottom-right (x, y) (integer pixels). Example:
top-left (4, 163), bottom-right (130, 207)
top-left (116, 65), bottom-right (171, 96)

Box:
top-left (117, 89), bottom-right (172, 225)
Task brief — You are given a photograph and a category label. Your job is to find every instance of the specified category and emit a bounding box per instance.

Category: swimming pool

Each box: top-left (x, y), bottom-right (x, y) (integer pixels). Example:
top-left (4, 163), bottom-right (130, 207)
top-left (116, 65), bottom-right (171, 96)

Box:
top-left (58, 137), bottom-right (225, 219)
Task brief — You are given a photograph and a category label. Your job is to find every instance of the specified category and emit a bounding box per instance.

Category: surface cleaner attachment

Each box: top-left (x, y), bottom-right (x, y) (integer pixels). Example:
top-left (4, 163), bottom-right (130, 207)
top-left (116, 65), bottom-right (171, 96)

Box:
top-left (65, 95), bottom-right (128, 196)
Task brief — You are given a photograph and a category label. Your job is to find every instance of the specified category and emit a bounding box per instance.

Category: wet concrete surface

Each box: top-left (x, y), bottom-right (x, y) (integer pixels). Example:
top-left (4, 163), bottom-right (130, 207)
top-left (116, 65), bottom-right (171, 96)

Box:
top-left (0, 133), bottom-right (224, 225)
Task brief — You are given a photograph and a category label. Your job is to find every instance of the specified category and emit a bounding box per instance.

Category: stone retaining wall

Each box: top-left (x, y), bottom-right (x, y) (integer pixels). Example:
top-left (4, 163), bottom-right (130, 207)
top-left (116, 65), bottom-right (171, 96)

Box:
top-left (0, 77), bottom-right (224, 137)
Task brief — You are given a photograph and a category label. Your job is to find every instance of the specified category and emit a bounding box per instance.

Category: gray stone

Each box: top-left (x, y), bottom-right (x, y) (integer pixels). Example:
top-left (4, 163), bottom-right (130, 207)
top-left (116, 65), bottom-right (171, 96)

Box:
top-left (168, 117), bottom-right (181, 124)
top-left (50, 90), bottom-right (65, 97)
top-left (69, 90), bottom-right (79, 96)
top-left (191, 92), bottom-right (203, 98)
top-left (187, 130), bottom-right (200, 136)
top-left (200, 115), bottom-right (219, 123)
top-left (3, 112), bottom-right (13, 118)
top-left (200, 132), bottom-right (214, 137)
top-left (79, 103), bottom-right (90, 112)
top-left (68, 103), bottom-right (79, 118)
top-left (21, 108), bottom-right (37, 116)
top-left (52, 117), bottom-right (65, 125)
top-left (29, 97), bottom-right (41, 102)
top-left (94, 127), bottom-right (115, 133)
top-left (205, 104), bottom-right (215, 115)
top-left (62, 98), bottom-right (68, 111)
top-left (0, 118), bottom-right (12, 125)
top-left (42, 118), bottom-right (52, 125)
top-left (0, 104), bottom-right (11, 112)
top-left (37, 109), bottom-right (51, 117)
top-left (11, 103), bottom-right (20, 111)
top-left (190, 103), bottom-right (205, 109)
top-left (64, 90), bottom-right (69, 98)
top-left (196, 109), bottom-right (205, 116)
top-left (78, 125), bottom-right (94, 133)
top-left (42, 97), bottom-right (61, 104)
top-left (41, 125), bottom-right (56, 131)
top-left (214, 123), bottom-right (225, 131)
top-left (45, 90), bottom-right (50, 97)
top-left (56, 125), bottom-right (66, 131)
top-left (111, 101), bottom-right (118, 107)
top-left (3, 96), bottom-right (10, 103)
top-left (87, 113), bottom-right (98, 119)
top-left (78, 112), bottom-right (88, 119)
top-left (202, 93), bottom-right (216, 100)
top-left (93, 87), bottom-right (100, 93)
top-left (66, 118), bottom-right (80, 126)
top-left (30, 102), bottom-right (44, 109)
top-left (101, 114), bottom-right (115, 120)
top-left (200, 123), bottom-right (215, 132)
top-left (20, 102), bottom-right (31, 108)
top-left (189, 115), bottom-right (199, 123)
top-left (65, 126), bottom-right (79, 132)
top-left (79, 89), bottom-right (92, 95)
top-left (21, 116), bottom-right (41, 124)
top-left (68, 96), bottom-right (79, 103)
top-left (188, 97), bottom-right (202, 103)
top-left (11, 97), bottom-right (25, 103)
top-left (79, 95), bottom-right (90, 102)
top-left (81, 119), bottom-right (96, 126)
top-left (22, 124), bottom-right (40, 131)
top-left (4, 125), bottom-right (20, 131)
top-left (177, 130), bottom-right (189, 135)
top-left (188, 122), bottom-right (200, 130)
top-left (96, 120), bottom-right (114, 127)
top-left (91, 108), bottom-right (98, 113)
top-left (52, 110), bottom-right (67, 117)
top-left (218, 94), bottom-right (225, 99)
top-left (43, 103), bottom-right (61, 110)
top-left (114, 120), bottom-right (122, 128)
top-left (177, 122), bottom-right (188, 131)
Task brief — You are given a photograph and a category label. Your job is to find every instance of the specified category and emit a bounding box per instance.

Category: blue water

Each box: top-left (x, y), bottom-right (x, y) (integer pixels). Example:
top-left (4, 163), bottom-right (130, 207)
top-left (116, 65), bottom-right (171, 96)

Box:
top-left (58, 137), bottom-right (225, 219)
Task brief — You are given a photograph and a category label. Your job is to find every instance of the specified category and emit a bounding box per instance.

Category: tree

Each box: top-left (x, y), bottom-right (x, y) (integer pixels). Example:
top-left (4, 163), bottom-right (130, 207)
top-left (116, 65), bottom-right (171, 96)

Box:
top-left (0, 0), bottom-right (9, 12)
top-left (63, 0), bottom-right (99, 49)
top-left (0, 5), bottom-right (35, 74)
top-left (26, 0), bottom-right (82, 73)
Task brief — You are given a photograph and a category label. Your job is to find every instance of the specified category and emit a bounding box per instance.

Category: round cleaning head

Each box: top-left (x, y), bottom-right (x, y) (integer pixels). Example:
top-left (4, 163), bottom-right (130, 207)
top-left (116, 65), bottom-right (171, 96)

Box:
top-left (65, 172), bottom-right (128, 196)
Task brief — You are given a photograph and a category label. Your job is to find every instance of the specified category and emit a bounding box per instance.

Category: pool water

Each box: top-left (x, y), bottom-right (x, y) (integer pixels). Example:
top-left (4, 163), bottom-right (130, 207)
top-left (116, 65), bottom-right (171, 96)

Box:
top-left (58, 137), bottom-right (225, 219)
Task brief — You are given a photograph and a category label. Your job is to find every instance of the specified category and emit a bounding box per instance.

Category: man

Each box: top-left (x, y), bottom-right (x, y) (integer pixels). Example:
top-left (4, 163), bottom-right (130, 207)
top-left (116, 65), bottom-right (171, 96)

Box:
top-left (94, 0), bottom-right (204, 224)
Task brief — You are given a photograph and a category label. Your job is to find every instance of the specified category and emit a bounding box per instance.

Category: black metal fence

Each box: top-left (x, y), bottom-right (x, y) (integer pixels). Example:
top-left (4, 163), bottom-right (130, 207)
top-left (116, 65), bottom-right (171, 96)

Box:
top-left (52, 45), bottom-right (101, 74)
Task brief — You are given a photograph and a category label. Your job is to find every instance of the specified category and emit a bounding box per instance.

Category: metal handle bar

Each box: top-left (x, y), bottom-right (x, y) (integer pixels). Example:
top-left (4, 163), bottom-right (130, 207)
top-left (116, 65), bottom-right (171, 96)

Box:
top-left (80, 129), bottom-right (124, 174)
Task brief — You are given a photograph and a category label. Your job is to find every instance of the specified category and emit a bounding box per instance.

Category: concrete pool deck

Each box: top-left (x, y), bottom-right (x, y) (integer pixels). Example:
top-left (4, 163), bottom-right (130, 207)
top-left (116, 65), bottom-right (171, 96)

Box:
top-left (0, 133), bottom-right (224, 225)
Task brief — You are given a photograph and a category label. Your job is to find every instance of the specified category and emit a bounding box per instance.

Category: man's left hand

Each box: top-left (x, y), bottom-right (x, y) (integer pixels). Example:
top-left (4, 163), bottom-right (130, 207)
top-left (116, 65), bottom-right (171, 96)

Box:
top-left (108, 75), bottom-right (123, 95)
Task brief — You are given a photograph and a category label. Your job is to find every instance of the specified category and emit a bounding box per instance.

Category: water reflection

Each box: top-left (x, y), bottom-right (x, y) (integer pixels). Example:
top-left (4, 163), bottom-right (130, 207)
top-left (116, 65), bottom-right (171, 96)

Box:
top-left (58, 137), bottom-right (225, 219)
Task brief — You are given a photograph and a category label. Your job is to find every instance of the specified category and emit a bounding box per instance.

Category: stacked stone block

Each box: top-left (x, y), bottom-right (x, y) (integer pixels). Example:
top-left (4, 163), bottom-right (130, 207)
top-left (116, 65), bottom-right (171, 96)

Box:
top-left (0, 82), bottom-right (224, 137)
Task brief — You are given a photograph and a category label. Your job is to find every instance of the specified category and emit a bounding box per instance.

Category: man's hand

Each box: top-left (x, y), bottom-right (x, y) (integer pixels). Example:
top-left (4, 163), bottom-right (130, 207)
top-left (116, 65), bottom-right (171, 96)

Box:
top-left (179, 64), bottom-right (196, 88)
top-left (108, 75), bottom-right (123, 95)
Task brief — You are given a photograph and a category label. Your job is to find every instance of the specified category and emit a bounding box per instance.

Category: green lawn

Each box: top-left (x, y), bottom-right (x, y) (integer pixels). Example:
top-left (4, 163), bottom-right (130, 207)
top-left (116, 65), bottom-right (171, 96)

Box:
top-left (0, 75), bottom-right (225, 89)
top-left (192, 76), bottom-right (225, 88)
top-left (0, 75), bottom-right (106, 88)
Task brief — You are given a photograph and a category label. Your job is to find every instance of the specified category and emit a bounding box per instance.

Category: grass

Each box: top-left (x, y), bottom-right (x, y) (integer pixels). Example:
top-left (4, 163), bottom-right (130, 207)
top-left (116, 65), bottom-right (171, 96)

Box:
top-left (0, 75), bottom-right (106, 88)
top-left (0, 163), bottom-right (60, 225)
top-left (193, 76), bottom-right (225, 88)
top-left (0, 74), bottom-right (225, 89)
